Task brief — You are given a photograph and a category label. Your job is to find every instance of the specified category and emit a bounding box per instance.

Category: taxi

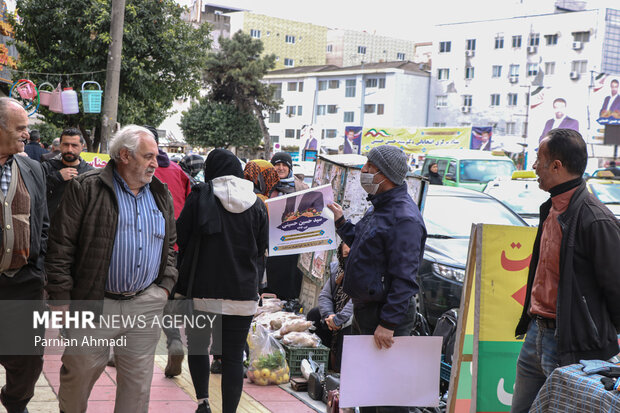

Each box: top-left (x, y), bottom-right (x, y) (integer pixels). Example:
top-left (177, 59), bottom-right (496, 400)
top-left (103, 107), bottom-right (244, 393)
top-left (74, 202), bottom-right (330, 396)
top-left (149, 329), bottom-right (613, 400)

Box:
top-left (586, 170), bottom-right (620, 219)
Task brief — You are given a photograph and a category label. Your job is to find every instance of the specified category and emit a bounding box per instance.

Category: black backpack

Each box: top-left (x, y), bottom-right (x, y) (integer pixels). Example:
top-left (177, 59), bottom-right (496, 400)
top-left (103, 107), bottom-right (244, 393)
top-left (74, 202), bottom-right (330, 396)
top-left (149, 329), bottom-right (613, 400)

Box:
top-left (411, 311), bottom-right (432, 336)
top-left (432, 308), bottom-right (459, 365)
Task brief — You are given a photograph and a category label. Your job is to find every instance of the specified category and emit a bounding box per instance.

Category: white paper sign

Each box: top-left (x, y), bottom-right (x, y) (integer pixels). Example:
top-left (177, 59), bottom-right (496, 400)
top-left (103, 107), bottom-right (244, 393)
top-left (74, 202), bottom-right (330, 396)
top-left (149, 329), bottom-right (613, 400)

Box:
top-left (340, 335), bottom-right (442, 408)
top-left (265, 184), bottom-right (336, 256)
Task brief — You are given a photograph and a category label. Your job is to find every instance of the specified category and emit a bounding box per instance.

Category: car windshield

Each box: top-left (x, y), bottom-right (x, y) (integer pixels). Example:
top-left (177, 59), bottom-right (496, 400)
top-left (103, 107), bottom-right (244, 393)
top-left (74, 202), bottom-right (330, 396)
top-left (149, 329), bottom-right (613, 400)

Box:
top-left (424, 194), bottom-right (525, 237)
top-left (486, 183), bottom-right (549, 214)
top-left (459, 160), bottom-right (516, 183)
top-left (589, 182), bottom-right (620, 204)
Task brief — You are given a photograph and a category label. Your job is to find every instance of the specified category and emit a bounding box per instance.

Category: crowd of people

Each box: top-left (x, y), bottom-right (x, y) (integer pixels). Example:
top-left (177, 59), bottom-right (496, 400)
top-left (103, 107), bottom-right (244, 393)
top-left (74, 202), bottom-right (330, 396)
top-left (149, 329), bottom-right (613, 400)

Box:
top-left (1, 93), bottom-right (620, 413)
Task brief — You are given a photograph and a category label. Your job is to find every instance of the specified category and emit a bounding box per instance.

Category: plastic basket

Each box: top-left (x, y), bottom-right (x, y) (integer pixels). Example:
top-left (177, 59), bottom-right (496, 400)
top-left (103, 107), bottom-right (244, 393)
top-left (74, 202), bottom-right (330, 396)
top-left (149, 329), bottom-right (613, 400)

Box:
top-left (440, 354), bottom-right (452, 382)
top-left (81, 81), bottom-right (103, 113)
top-left (282, 343), bottom-right (329, 377)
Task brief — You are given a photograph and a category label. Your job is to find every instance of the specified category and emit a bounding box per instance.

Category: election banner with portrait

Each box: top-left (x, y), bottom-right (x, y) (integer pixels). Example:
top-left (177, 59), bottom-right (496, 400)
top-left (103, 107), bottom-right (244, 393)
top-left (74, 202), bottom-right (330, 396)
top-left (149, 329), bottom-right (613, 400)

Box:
top-left (470, 126), bottom-right (493, 151)
top-left (343, 126), bottom-right (362, 154)
top-left (592, 73), bottom-right (620, 126)
top-left (361, 127), bottom-right (471, 155)
top-left (264, 184), bottom-right (336, 257)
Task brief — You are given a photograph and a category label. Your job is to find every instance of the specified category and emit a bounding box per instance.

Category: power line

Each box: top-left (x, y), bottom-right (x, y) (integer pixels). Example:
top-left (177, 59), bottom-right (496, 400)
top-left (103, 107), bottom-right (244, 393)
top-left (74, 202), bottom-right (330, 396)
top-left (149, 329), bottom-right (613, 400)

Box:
top-left (6, 68), bottom-right (106, 76)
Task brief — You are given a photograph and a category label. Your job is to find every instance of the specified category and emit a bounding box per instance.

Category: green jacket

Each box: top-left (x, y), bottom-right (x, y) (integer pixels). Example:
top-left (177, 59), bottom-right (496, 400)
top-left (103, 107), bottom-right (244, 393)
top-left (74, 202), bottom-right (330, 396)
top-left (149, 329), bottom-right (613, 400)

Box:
top-left (45, 160), bottom-right (178, 301)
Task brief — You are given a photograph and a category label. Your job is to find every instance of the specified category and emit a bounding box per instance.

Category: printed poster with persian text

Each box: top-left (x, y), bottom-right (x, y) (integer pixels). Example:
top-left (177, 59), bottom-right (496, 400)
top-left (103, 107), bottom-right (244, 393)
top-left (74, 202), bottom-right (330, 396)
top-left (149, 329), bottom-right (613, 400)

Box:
top-left (361, 127), bottom-right (471, 155)
top-left (265, 184), bottom-right (336, 257)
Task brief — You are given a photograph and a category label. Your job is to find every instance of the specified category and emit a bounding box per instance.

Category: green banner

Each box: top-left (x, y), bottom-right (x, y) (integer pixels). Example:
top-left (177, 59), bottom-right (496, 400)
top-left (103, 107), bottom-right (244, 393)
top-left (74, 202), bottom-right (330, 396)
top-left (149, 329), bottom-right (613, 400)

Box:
top-left (477, 341), bottom-right (522, 412)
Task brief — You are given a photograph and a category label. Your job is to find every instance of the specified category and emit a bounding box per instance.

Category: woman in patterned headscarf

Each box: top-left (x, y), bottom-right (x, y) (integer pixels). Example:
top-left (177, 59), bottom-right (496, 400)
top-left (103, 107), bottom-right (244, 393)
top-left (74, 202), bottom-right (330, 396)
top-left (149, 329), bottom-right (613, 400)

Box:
top-left (243, 159), bottom-right (280, 202)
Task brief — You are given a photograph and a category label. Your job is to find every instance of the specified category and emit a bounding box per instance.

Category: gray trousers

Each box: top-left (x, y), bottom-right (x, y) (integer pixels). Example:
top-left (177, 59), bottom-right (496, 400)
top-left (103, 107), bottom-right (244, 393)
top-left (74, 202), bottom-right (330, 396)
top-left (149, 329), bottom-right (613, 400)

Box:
top-left (58, 284), bottom-right (168, 413)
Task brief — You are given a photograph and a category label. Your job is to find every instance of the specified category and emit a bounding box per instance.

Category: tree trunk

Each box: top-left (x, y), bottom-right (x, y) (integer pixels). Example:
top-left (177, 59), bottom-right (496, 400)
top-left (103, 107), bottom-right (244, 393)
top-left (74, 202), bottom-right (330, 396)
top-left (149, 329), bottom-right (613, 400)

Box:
top-left (253, 105), bottom-right (271, 159)
top-left (79, 125), bottom-right (94, 152)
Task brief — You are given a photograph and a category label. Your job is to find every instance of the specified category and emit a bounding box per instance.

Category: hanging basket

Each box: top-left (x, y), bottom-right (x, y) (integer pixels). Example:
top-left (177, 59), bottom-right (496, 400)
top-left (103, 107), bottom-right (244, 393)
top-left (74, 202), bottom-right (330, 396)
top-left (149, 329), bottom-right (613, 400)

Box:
top-left (48, 83), bottom-right (64, 114)
top-left (38, 82), bottom-right (54, 107)
top-left (16, 81), bottom-right (35, 100)
top-left (81, 81), bottom-right (103, 113)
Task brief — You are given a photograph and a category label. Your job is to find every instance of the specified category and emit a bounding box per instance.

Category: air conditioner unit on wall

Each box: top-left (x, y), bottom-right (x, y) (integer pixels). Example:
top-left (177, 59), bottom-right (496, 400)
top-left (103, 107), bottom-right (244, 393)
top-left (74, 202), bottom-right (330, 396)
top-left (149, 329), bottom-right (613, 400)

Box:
top-left (570, 71), bottom-right (580, 80)
top-left (465, 50), bottom-right (475, 57)
top-left (527, 46), bottom-right (537, 54)
top-left (572, 41), bottom-right (583, 50)
top-left (461, 106), bottom-right (471, 113)
top-left (509, 75), bottom-right (519, 83)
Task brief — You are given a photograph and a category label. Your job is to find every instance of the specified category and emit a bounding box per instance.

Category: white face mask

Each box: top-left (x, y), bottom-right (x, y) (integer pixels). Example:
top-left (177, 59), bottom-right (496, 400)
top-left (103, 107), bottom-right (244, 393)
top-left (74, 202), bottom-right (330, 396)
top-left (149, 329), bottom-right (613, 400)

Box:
top-left (360, 172), bottom-right (384, 195)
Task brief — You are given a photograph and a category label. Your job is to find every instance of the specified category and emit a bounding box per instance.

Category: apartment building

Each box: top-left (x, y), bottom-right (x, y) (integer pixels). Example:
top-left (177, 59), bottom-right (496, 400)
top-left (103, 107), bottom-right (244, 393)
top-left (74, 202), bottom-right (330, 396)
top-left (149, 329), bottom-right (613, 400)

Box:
top-left (326, 29), bottom-right (416, 67)
top-left (263, 61), bottom-right (430, 150)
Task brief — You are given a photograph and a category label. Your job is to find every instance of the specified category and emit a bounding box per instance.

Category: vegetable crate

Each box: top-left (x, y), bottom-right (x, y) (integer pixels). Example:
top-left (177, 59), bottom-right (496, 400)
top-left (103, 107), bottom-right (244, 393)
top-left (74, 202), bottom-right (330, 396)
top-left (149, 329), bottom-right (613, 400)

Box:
top-left (283, 343), bottom-right (329, 376)
top-left (440, 355), bottom-right (451, 382)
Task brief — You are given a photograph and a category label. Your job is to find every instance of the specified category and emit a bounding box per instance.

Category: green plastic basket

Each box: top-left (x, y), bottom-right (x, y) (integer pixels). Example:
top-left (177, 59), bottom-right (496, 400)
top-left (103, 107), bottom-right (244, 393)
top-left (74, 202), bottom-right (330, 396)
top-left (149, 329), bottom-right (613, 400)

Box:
top-left (282, 343), bottom-right (329, 377)
top-left (81, 81), bottom-right (103, 113)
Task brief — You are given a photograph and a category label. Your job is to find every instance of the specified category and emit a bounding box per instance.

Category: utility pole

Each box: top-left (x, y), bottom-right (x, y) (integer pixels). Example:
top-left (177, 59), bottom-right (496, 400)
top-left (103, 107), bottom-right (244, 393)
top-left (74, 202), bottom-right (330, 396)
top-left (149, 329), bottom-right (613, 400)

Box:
top-left (100, 0), bottom-right (126, 153)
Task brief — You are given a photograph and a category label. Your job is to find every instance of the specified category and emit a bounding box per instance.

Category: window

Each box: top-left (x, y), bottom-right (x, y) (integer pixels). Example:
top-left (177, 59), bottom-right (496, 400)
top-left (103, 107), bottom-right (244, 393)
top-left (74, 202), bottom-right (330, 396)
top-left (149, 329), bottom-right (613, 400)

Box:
top-left (268, 112), bottom-right (280, 123)
top-left (510, 64), bottom-right (520, 76)
top-left (459, 122), bottom-right (472, 127)
top-left (327, 105), bottom-right (338, 114)
top-left (272, 83), bottom-right (282, 100)
top-left (344, 111), bottom-right (354, 122)
top-left (287, 82), bottom-right (297, 91)
top-left (323, 129), bottom-right (337, 139)
top-left (364, 104), bottom-right (376, 113)
top-left (527, 63), bottom-right (538, 76)
top-left (345, 79), bottom-right (356, 97)
top-left (512, 35), bottom-right (522, 48)
top-left (508, 93), bottom-right (518, 106)
top-left (573, 31), bottom-right (590, 42)
top-left (466, 39), bottom-right (476, 50)
top-left (437, 68), bottom-right (450, 80)
top-left (506, 122), bottom-right (516, 135)
top-left (462, 95), bottom-right (472, 107)
top-left (286, 106), bottom-right (296, 116)
top-left (495, 36), bottom-right (504, 49)
top-left (285, 129), bottom-right (295, 138)
top-left (318, 80), bottom-right (328, 90)
top-left (491, 94), bottom-right (500, 106)
top-left (396, 52), bottom-right (406, 61)
top-left (544, 62), bottom-right (555, 75)
top-left (298, 82), bottom-right (303, 92)
top-left (436, 95), bottom-right (448, 107)
top-left (270, 135), bottom-right (279, 143)
top-left (285, 35), bottom-right (295, 44)
top-left (378, 78), bottom-right (386, 88)
top-left (571, 60), bottom-right (588, 73)
top-left (329, 80), bottom-right (339, 89)
top-left (529, 33), bottom-right (540, 46)
top-left (326, 44), bottom-right (333, 52)
top-left (465, 67), bottom-right (475, 79)
top-left (316, 105), bottom-right (326, 115)
top-left (250, 29), bottom-right (261, 39)
top-left (297, 106), bottom-right (303, 116)
top-left (296, 129), bottom-right (301, 139)
top-left (439, 41), bottom-right (451, 53)
top-left (284, 58), bottom-right (294, 67)
top-left (545, 34), bottom-right (558, 45)
top-left (433, 122), bottom-right (446, 127)
top-left (492, 65), bottom-right (502, 78)
top-left (358, 46), bottom-right (367, 54)
top-left (377, 104), bottom-right (385, 115)
top-left (366, 78), bottom-right (378, 88)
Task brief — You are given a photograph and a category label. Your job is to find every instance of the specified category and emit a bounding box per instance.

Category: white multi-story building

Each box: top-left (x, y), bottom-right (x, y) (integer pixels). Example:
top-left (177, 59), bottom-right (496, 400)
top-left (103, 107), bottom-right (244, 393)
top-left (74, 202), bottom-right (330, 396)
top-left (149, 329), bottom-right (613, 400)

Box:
top-left (428, 6), bottom-right (620, 156)
top-left (263, 61), bottom-right (430, 150)
top-left (326, 29), bottom-right (416, 67)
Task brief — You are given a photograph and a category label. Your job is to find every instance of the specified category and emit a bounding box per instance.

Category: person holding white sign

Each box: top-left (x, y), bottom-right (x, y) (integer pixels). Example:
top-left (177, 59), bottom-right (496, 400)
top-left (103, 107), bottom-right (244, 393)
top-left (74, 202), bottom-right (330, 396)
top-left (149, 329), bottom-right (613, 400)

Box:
top-left (328, 145), bottom-right (427, 413)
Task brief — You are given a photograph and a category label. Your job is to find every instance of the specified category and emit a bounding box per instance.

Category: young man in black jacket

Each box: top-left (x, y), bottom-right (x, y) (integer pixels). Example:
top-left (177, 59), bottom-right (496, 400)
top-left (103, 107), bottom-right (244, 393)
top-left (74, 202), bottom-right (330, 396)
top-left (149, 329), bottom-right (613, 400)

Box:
top-left (511, 128), bottom-right (620, 412)
top-left (41, 128), bottom-right (93, 220)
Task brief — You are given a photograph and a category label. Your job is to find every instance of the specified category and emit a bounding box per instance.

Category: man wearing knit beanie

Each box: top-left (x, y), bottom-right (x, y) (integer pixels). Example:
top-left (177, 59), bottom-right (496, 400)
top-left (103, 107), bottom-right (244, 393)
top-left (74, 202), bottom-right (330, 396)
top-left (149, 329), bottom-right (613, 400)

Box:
top-left (328, 144), bottom-right (426, 412)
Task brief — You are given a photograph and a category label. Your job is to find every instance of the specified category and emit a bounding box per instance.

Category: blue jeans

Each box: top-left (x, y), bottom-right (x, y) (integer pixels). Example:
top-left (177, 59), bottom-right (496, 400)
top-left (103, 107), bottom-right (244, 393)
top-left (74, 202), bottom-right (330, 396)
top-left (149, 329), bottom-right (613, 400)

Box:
top-left (510, 319), bottom-right (559, 413)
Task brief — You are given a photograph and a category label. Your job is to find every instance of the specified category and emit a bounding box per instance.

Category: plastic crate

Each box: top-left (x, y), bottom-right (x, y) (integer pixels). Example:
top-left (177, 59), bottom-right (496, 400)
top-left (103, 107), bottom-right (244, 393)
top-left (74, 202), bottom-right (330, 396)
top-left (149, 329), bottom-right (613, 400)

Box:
top-left (282, 343), bottom-right (329, 376)
top-left (440, 354), bottom-right (452, 382)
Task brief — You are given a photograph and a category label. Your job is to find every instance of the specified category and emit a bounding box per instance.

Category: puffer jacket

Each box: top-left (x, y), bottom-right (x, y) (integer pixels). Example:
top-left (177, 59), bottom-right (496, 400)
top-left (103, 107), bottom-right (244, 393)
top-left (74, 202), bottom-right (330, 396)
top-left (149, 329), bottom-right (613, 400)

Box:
top-left (337, 183), bottom-right (427, 328)
top-left (41, 157), bottom-right (94, 218)
top-left (515, 181), bottom-right (620, 365)
top-left (45, 160), bottom-right (178, 301)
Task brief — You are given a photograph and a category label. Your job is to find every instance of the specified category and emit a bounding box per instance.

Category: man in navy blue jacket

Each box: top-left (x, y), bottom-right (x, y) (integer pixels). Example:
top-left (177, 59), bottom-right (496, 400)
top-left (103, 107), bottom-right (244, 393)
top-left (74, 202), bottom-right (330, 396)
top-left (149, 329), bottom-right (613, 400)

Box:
top-left (328, 145), bottom-right (426, 412)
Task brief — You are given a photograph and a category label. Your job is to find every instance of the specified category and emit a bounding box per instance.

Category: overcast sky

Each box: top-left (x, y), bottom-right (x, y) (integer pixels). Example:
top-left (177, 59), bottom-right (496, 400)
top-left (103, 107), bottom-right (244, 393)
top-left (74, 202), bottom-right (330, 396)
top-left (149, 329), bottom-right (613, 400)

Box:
top-left (175, 0), bottom-right (620, 41)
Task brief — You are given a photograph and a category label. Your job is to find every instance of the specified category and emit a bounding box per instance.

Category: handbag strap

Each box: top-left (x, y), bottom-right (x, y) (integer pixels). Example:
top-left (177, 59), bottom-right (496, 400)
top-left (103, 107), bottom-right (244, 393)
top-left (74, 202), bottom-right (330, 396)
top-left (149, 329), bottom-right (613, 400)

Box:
top-left (185, 233), bottom-right (201, 298)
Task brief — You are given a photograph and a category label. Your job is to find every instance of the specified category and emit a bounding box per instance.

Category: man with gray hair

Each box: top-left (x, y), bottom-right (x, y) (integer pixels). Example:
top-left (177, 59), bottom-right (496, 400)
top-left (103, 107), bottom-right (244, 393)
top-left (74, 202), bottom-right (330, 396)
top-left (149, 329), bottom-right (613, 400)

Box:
top-left (328, 145), bottom-right (426, 413)
top-left (46, 124), bottom-right (178, 413)
top-left (41, 137), bottom-right (61, 161)
top-left (0, 98), bottom-right (49, 413)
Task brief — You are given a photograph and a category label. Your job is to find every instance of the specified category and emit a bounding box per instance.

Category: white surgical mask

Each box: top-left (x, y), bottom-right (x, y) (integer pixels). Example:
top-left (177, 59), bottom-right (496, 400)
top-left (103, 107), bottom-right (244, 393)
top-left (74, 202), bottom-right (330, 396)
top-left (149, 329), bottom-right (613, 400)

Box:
top-left (360, 172), bottom-right (384, 195)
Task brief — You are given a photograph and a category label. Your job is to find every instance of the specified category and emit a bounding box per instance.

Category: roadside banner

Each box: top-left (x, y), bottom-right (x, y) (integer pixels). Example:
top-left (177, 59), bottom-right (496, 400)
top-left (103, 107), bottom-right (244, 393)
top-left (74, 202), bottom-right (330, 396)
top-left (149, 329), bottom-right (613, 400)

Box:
top-left (81, 152), bottom-right (110, 168)
top-left (265, 184), bottom-right (336, 256)
top-left (361, 127), bottom-right (471, 155)
top-left (343, 126), bottom-right (362, 154)
top-left (593, 73), bottom-right (620, 126)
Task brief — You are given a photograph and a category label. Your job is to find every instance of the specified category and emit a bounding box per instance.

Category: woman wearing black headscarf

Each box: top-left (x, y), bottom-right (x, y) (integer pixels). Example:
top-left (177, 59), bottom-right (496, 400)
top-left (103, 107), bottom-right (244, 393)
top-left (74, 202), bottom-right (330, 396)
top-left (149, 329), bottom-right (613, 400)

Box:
top-left (176, 149), bottom-right (268, 413)
top-left (426, 162), bottom-right (444, 185)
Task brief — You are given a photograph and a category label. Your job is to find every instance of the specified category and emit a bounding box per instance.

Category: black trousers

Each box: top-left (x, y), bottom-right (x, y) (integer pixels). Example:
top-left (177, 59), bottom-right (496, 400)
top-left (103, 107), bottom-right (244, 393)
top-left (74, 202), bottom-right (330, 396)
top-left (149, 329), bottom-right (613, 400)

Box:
top-left (187, 312), bottom-right (253, 413)
top-left (353, 298), bottom-right (416, 413)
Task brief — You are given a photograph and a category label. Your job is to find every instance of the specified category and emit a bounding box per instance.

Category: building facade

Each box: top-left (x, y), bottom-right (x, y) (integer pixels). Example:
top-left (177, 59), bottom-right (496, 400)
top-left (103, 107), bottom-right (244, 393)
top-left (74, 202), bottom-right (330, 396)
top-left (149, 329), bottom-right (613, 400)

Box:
top-left (326, 29), bottom-right (416, 67)
top-left (428, 7), bottom-right (620, 158)
top-left (228, 11), bottom-right (328, 70)
top-left (263, 61), bottom-right (430, 151)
